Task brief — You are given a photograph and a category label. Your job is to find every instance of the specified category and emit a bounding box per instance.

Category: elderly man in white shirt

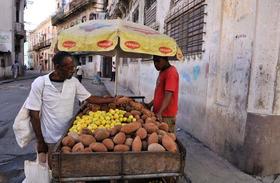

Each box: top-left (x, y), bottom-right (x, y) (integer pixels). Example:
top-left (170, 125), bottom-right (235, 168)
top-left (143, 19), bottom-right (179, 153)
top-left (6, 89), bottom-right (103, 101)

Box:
top-left (25, 51), bottom-right (115, 166)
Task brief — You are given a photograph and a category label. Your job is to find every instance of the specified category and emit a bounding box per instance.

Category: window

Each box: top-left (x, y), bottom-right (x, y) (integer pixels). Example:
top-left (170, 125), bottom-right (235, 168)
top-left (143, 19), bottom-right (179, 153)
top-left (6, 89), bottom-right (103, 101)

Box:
top-left (89, 13), bottom-right (97, 20)
top-left (165, 0), bottom-right (206, 55)
top-left (81, 56), bottom-right (86, 65)
top-left (144, 0), bottom-right (157, 26)
top-left (132, 7), bottom-right (139, 23)
top-left (88, 56), bottom-right (93, 62)
top-left (81, 16), bottom-right (87, 23)
top-left (122, 58), bottom-right (128, 65)
top-left (1, 59), bottom-right (5, 67)
top-left (16, 2), bottom-right (20, 22)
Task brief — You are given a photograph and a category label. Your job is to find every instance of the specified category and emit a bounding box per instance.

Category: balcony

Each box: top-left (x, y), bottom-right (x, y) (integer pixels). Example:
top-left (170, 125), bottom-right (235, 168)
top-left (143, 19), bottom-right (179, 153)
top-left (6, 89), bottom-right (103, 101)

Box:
top-left (15, 22), bottom-right (26, 39)
top-left (51, 0), bottom-right (98, 26)
top-left (33, 39), bottom-right (52, 51)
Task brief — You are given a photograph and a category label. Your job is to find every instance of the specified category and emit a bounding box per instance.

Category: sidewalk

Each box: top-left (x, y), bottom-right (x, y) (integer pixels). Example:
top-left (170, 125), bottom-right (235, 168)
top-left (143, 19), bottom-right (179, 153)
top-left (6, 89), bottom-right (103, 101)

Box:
top-left (0, 70), bottom-right (44, 85)
top-left (101, 79), bottom-right (279, 183)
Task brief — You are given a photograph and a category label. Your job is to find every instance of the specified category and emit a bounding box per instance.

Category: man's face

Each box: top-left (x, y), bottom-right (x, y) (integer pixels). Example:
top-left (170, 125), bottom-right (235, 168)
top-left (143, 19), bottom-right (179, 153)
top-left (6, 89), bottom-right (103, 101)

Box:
top-left (57, 56), bottom-right (75, 80)
top-left (153, 58), bottom-right (164, 71)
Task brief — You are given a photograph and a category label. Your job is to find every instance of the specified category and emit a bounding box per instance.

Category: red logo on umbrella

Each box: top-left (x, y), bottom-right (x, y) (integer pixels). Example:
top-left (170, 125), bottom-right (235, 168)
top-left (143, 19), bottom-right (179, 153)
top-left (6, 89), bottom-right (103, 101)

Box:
top-left (125, 41), bottom-right (140, 49)
top-left (97, 40), bottom-right (113, 48)
top-left (159, 47), bottom-right (172, 54)
top-left (63, 41), bottom-right (76, 49)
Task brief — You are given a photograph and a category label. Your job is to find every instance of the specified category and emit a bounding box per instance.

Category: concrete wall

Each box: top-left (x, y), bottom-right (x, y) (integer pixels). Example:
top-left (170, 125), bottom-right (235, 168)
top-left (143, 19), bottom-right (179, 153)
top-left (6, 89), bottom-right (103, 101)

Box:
top-left (116, 0), bottom-right (280, 175)
top-left (0, 0), bottom-right (25, 79)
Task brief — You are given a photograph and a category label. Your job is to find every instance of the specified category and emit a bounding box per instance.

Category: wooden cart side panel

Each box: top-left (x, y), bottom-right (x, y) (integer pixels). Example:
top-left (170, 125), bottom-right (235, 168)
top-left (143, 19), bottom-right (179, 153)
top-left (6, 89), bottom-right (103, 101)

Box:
top-left (55, 153), bottom-right (122, 178)
top-left (123, 152), bottom-right (181, 175)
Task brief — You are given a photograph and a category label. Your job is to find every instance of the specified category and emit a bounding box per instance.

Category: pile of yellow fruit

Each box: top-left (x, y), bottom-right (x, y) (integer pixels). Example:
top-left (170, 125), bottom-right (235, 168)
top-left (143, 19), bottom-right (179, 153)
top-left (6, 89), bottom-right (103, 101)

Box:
top-left (69, 109), bottom-right (136, 133)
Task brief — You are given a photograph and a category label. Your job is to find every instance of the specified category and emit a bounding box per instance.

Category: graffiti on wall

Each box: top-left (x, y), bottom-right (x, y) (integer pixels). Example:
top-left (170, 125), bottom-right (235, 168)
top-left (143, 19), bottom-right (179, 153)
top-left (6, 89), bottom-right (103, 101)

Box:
top-left (193, 65), bottom-right (201, 80)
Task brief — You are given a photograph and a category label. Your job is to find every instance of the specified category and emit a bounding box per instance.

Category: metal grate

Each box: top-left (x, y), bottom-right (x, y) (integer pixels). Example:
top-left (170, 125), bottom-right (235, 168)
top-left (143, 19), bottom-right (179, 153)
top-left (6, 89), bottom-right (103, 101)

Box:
top-left (165, 0), bottom-right (206, 55)
top-left (132, 7), bottom-right (139, 23)
top-left (144, 0), bottom-right (157, 26)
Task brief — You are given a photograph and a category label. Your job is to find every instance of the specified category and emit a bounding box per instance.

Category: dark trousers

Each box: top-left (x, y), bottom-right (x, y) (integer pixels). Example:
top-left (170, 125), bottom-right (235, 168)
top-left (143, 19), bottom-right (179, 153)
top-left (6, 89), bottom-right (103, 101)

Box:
top-left (111, 72), bottom-right (115, 81)
top-left (77, 75), bottom-right (82, 83)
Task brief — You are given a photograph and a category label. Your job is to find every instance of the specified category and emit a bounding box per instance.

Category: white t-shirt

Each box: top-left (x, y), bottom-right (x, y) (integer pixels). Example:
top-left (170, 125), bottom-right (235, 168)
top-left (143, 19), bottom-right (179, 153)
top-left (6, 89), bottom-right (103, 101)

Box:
top-left (25, 74), bottom-right (91, 143)
top-left (76, 65), bottom-right (83, 76)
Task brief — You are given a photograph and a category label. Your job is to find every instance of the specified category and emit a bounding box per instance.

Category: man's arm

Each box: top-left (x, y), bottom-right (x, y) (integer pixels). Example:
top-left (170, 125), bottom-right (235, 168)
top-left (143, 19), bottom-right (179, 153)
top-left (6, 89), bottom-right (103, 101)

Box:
top-left (86, 96), bottom-right (115, 104)
top-left (156, 91), bottom-right (173, 121)
top-left (29, 110), bottom-right (48, 153)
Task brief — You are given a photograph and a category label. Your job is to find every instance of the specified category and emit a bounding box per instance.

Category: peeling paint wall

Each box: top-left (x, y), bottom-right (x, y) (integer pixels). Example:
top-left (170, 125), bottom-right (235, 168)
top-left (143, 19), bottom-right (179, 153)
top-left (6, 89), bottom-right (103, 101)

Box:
top-left (117, 0), bottom-right (280, 171)
top-left (247, 0), bottom-right (280, 115)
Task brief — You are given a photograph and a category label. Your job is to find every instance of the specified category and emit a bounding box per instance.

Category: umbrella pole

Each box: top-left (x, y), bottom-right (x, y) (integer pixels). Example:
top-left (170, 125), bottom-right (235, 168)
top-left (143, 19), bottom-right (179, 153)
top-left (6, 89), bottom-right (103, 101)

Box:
top-left (114, 55), bottom-right (119, 96)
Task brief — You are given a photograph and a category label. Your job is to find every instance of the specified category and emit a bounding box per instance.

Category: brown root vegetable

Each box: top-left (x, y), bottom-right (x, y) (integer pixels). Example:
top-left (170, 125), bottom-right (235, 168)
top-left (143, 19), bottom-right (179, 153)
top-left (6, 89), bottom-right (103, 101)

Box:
top-left (61, 146), bottom-right (72, 153)
top-left (62, 136), bottom-right (76, 147)
top-left (162, 135), bottom-right (177, 153)
top-left (157, 129), bottom-right (168, 136)
top-left (145, 117), bottom-right (156, 124)
top-left (130, 110), bottom-right (142, 116)
top-left (83, 147), bottom-right (92, 152)
top-left (144, 123), bottom-right (159, 134)
top-left (132, 136), bottom-right (142, 152)
top-left (110, 125), bottom-right (122, 136)
top-left (90, 142), bottom-right (108, 152)
top-left (148, 132), bottom-right (158, 145)
top-left (125, 138), bottom-right (133, 146)
top-left (136, 128), bottom-right (147, 140)
top-left (113, 132), bottom-right (126, 144)
top-left (94, 128), bottom-right (110, 141)
top-left (141, 114), bottom-right (148, 120)
top-left (148, 143), bottom-right (166, 152)
top-left (67, 132), bottom-right (80, 142)
top-left (78, 134), bottom-right (96, 146)
top-left (72, 142), bottom-right (84, 152)
top-left (168, 133), bottom-right (177, 141)
top-left (102, 138), bottom-right (114, 150)
top-left (159, 123), bottom-right (169, 132)
top-left (81, 128), bottom-right (93, 135)
top-left (114, 144), bottom-right (130, 152)
top-left (120, 122), bottom-right (141, 134)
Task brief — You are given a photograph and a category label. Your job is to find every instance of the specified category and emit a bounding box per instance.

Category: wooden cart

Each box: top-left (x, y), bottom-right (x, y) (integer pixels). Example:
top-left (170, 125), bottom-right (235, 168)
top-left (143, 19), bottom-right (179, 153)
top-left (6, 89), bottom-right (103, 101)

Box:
top-left (51, 103), bottom-right (187, 183)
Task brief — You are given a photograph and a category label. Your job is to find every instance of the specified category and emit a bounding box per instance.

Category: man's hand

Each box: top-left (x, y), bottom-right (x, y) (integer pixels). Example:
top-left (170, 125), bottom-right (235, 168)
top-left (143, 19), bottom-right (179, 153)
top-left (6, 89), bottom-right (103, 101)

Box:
top-left (37, 141), bottom-right (48, 154)
top-left (38, 153), bottom-right (47, 165)
top-left (156, 112), bottom-right (163, 122)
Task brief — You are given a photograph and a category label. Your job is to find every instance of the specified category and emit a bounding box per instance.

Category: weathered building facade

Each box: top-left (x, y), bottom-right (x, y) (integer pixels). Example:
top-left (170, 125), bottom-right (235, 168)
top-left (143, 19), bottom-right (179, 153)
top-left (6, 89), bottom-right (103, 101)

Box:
top-left (28, 17), bottom-right (57, 71)
top-left (108, 0), bottom-right (280, 176)
top-left (52, 0), bottom-right (108, 78)
top-left (0, 0), bottom-right (26, 79)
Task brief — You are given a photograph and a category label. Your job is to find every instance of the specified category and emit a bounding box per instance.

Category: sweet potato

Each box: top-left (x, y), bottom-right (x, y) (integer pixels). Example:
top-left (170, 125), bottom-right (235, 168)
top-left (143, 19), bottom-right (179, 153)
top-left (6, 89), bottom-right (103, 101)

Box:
top-left (136, 128), bottom-right (147, 140)
top-left (159, 123), bottom-right (169, 132)
top-left (132, 136), bottom-right (142, 152)
top-left (168, 133), bottom-right (176, 141)
top-left (113, 132), bottom-right (126, 144)
top-left (114, 144), bottom-right (130, 152)
top-left (79, 134), bottom-right (96, 146)
top-left (148, 132), bottom-right (158, 145)
top-left (130, 110), bottom-right (142, 116)
top-left (102, 138), bottom-right (114, 150)
top-left (120, 122), bottom-right (141, 134)
top-left (125, 138), bottom-right (133, 146)
top-left (83, 147), bottom-right (92, 152)
top-left (72, 142), bottom-right (84, 152)
top-left (148, 143), bottom-right (166, 152)
top-left (90, 142), bottom-right (108, 152)
top-left (144, 123), bottom-right (159, 134)
top-left (110, 125), bottom-right (122, 136)
top-left (61, 146), bottom-right (72, 153)
top-left (62, 136), bottom-right (76, 147)
top-left (94, 128), bottom-right (110, 141)
top-left (162, 135), bottom-right (177, 153)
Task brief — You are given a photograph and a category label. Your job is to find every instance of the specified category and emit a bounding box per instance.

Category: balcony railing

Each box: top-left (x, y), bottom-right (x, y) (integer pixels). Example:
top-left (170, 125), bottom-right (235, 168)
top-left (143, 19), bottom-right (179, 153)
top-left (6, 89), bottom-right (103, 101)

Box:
top-left (15, 22), bottom-right (26, 38)
top-left (33, 39), bottom-right (52, 51)
top-left (51, 0), bottom-right (98, 25)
